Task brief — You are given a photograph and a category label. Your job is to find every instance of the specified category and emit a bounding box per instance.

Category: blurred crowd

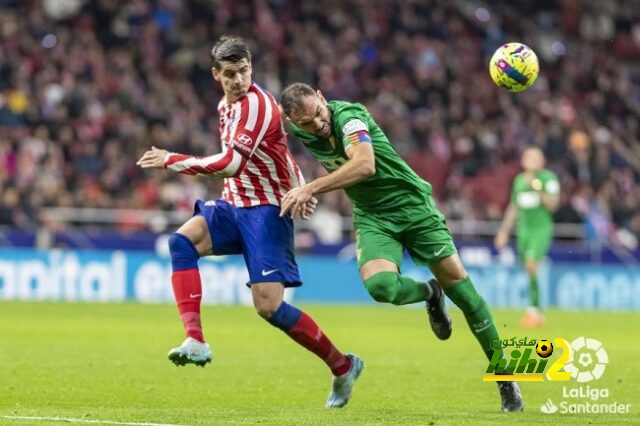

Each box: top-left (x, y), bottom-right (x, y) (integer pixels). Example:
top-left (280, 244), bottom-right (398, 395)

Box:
top-left (1, 0), bottom-right (640, 247)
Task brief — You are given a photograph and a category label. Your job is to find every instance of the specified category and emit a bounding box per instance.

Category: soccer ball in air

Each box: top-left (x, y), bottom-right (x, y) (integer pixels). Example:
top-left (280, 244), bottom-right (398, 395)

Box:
top-left (489, 42), bottom-right (539, 92)
top-left (536, 340), bottom-right (554, 358)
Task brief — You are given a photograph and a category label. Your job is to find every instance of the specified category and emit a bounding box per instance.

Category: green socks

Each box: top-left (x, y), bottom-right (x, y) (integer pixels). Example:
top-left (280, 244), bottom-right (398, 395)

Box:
top-left (529, 276), bottom-right (540, 308)
top-left (363, 272), bottom-right (432, 305)
top-left (443, 276), bottom-right (499, 361)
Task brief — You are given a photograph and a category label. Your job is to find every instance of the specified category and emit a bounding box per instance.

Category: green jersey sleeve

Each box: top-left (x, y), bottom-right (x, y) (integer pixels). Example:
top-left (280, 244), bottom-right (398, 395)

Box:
top-left (541, 170), bottom-right (560, 195)
top-left (332, 104), bottom-right (372, 152)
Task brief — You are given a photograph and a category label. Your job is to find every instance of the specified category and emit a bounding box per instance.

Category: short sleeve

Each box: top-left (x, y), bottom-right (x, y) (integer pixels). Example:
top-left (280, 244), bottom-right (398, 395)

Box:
top-left (334, 105), bottom-right (371, 151)
top-left (544, 177), bottom-right (560, 195)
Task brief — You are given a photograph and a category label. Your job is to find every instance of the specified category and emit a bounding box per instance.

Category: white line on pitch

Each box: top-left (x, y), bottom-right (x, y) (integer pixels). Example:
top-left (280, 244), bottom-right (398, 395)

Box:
top-left (1, 415), bottom-right (183, 426)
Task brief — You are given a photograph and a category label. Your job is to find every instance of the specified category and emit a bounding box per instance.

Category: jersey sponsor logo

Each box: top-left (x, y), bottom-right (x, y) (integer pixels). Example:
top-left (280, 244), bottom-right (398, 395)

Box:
top-left (237, 133), bottom-right (253, 146)
top-left (261, 268), bottom-right (279, 276)
top-left (517, 191), bottom-right (541, 209)
top-left (319, 158), bottom-right (347, 172)
top-left (342, 119), bottom-right (368, 136)
top-left (233, 141), bottom-right (253, 158)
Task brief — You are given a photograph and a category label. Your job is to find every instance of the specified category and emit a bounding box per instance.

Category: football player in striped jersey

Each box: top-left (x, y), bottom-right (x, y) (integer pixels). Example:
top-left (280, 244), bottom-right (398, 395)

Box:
top-left (137, 36), bottom-right (362, 408)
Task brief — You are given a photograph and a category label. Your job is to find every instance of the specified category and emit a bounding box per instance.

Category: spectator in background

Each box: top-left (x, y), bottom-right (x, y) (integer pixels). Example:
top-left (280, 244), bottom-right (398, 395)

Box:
top-left (0, 0), bottom-right (638, 249)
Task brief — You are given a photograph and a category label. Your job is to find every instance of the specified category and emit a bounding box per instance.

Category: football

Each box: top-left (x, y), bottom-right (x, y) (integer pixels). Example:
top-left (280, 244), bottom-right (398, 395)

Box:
top-left (536, 340), bottom-right (554, 358)
top-left (489, 42), bottom-right (539, 92)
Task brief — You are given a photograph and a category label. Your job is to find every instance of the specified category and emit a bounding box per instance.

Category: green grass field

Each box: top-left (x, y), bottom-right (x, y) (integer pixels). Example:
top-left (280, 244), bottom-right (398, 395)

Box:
top-left (1, 302), bottom-right (638, 425)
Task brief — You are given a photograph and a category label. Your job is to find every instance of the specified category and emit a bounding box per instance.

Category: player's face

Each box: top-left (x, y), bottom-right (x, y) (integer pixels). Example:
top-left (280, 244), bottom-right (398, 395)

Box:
top-left (289, 93), bottom-right (332, 138)
top-left (212, 59), bottom-right (252, 102)
top-left (521, 148), bottom-right (545, 172)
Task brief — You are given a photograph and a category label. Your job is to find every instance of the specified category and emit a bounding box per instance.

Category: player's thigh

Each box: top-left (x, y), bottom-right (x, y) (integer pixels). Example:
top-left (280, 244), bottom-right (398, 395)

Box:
top-left (176, 216), bottom-right (212, 256)
top-left (402, 205), bottom-right (457, 267)
top-left (237, 205), bottom-right (302, 287)
top-left (189, 199), bottom-right (243, 256)
top-left (518, 231), bottom-right (551, 264)
top-left (360, 259), bottom-right (399, 281)
top-left (354, 215), bottom-right (404, 273)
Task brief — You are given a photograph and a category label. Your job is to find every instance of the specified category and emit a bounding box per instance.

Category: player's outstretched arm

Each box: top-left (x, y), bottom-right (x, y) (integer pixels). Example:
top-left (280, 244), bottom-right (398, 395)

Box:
top-left (136, 146), bottom-right (170, 169)
top-left (280, 143), bottom-right (374, 217)
top-left (136, 145), bottom-right (247, 178)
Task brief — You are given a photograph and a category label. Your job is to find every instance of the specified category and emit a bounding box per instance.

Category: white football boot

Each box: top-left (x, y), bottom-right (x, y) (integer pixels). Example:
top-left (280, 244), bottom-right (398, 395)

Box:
top-left (167, 337), bottom-right (212, 367)
top-left (326, 353), bottom-right (365, 408)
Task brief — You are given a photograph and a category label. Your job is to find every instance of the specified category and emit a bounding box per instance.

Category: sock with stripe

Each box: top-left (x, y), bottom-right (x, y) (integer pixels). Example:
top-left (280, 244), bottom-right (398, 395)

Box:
top-left (268, 302), bottom-right (351, 376)
top-left (169, 233), bottom-right (204, 343)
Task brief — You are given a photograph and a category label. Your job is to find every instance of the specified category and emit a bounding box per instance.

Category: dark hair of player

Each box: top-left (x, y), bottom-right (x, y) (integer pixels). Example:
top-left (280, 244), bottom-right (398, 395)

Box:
top-left (210, 35), bottom-right (251, 69)
top-left (280, 83), bottom-right (316, 117)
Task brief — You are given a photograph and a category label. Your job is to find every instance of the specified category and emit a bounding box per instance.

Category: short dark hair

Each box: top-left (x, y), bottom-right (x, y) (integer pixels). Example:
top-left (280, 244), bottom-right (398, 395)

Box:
top-left (211, 35), bottom-right (251, 69)
top-left (280, 83), bottom-right (316, 117)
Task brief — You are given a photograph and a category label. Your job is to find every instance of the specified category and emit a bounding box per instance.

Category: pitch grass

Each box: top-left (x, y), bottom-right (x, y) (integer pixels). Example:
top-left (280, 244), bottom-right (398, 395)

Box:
top-left (1, 302), bottom-right (639, 425)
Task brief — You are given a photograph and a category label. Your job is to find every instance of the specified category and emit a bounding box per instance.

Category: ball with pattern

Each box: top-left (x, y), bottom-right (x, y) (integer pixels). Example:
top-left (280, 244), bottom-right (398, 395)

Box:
top-left (536, 340), bottom-right (554, 358)
top-left (489, 42), bottom-right (539, 92)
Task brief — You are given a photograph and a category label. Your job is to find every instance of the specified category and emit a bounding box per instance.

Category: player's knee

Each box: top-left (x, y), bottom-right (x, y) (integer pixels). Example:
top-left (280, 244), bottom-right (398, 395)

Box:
top-left (525, 260), bottom-right (538, 276)
top-left (255, 305), bottom-right (276, 319)
top-left (168, 233), bottom-right (199, 270)
top-left (252, 293), bottom-right (282, 319)
top-left (364, 272), bottom-right (399, 304)
top-left (254, 300), bottom-right (280, 319)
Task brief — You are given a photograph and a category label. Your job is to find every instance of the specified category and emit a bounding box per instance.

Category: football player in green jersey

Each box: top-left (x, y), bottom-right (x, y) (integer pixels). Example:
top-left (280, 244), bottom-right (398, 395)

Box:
top-left (279, 83), bottom-right (524, 412)
top-left (495, 147), bottom-right (560, 329)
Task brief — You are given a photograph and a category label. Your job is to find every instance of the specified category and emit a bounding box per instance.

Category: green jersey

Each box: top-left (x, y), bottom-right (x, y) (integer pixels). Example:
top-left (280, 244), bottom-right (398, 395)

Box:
top-left (511, 169), bottom-right (560, 233)
top-left (290, 100), bottom-right (431, 213)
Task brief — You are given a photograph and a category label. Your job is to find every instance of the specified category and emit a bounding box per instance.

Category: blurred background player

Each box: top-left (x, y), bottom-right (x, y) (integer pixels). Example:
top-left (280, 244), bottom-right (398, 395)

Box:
top-left (136, 36), bottom-right (363, 408)
top-left (495, 147), bottom-right (560, 328)
top-left (279, 83), bottom-right (523, 413)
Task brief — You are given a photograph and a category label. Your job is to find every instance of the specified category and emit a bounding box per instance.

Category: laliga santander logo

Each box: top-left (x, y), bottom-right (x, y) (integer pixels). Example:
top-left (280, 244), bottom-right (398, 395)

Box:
top-left (563, 336), bottom-right (609, 383)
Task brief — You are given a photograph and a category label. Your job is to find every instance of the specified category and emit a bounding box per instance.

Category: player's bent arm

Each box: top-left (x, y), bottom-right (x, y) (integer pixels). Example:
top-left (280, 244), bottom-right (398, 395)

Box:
top-left (308, 143), bottom-right (375, 195)
top-left (163, 146), bottom-right (248, 178)
top-left (540, 193), bottom-right (560, 212)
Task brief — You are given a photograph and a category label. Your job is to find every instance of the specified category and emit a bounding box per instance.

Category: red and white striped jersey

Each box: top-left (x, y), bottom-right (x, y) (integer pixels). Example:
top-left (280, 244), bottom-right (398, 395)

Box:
top-left (164, 83), bottom-right (304, 208)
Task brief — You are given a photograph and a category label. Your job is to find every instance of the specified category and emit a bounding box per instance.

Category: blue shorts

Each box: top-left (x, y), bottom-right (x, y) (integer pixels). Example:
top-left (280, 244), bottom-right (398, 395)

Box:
top-left (193, 199), bottom-right (302, 287)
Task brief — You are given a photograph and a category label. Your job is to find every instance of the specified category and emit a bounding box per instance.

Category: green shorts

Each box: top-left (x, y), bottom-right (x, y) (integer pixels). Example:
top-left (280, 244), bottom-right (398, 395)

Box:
top-left (516, 229), bottom-right (552, 262)
top-left (353, 197), bottom-right (457, 268)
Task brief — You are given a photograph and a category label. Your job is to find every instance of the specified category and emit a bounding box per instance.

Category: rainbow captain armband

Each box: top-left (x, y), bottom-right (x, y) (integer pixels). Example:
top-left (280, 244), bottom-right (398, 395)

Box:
top-left (347, 130), bottom-right (371, 147)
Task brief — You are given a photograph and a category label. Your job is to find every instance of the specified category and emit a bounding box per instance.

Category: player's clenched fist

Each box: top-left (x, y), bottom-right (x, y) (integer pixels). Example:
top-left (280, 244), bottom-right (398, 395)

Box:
top-left (136, 146), bottom-right (169, 168)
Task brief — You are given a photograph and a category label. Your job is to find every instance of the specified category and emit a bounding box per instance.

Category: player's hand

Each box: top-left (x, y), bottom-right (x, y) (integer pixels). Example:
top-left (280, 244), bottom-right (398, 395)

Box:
top-left (494, 230), bottom-right (509, 249)
top-left (136, 146), bottom-right (169, 169)
top-left (280, 185), bottom-right (314, 218)
top-left (300, 197), bottom-right (318, 220)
